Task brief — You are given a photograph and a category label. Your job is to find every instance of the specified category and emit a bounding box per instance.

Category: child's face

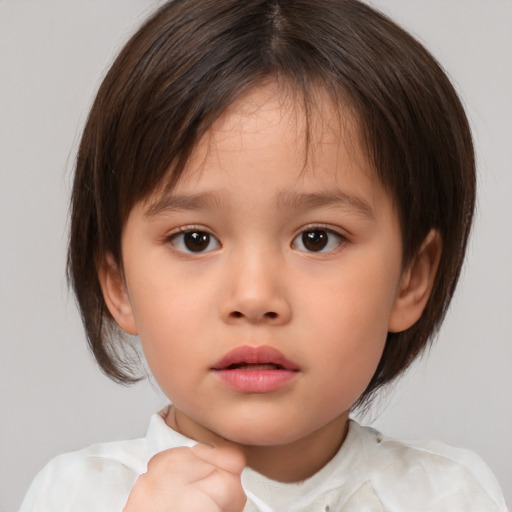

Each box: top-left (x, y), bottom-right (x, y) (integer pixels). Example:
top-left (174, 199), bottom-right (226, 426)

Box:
top-left (108, 85), bottom-right (410, 450)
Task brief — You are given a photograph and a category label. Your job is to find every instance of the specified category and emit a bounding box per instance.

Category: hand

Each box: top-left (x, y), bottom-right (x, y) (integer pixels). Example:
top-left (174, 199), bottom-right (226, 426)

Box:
top-left (123, 443), bottom-right (247, 512)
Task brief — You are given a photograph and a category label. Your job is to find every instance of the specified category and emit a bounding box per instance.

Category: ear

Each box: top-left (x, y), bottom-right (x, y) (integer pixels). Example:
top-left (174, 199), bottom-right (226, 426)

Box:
top-left (97, 253), bottom-right (138, 335)
top-left (388, 230), bottom-right (442, 333)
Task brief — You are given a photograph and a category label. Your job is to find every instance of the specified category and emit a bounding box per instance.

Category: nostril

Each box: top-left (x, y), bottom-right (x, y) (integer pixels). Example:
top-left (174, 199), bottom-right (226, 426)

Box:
top-left (229, 311), bottom-right (278, 320)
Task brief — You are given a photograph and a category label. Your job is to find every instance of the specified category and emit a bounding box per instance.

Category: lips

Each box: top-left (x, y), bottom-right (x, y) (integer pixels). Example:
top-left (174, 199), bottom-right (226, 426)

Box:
top-left (212, 345), bottom-right (300, 371)
top-left (211, 346), bottom-right (300, 393)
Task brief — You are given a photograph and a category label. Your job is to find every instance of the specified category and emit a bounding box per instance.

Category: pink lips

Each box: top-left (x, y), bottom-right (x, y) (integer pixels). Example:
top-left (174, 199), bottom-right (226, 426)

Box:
top-left (211, 345), bottom-right (300, 393)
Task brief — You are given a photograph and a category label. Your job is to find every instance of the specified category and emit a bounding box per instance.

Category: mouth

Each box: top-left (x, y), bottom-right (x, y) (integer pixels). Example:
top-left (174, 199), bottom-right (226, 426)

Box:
top-left (224, 363), bottom-right (287, 370)
top-left (211, 345), bottom-right (300, 393)
top-left (211, 345), bottom-right (300, 372)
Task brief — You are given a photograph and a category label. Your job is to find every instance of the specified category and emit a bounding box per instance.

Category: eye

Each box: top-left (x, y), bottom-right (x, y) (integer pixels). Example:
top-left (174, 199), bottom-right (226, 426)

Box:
top-left (292, 228), bottom-right (345, 253)
top-left (169, 229), bottom-right (220, 254)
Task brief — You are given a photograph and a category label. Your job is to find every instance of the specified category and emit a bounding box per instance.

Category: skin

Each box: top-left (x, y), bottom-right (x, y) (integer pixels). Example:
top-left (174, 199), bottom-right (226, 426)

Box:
top-left (123, 444), bottom-right (247, 512)
top-left (100, 84), bottom-right (441, 511)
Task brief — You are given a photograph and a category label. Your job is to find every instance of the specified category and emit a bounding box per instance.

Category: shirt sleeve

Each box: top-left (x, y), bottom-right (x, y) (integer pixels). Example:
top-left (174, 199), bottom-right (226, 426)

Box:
top-left (370, 438), bottom-right (509, 512)
top-left (19, 450), bottom-right (139, 512)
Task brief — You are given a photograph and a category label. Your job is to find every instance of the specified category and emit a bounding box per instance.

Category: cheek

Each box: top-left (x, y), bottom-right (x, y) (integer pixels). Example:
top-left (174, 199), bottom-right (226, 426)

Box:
top-left (128, 254), bottom-right (208, 332)
top-left (308, 259), bottom-right (400, 340)
top-left (306, 326), bottom-right (386, 421)
top-left (302, 261), bottom-right (399, 397)
top-left (125, 276), bottom-right (193, 368)
top-left (321, 321), bottom-right (386, 391)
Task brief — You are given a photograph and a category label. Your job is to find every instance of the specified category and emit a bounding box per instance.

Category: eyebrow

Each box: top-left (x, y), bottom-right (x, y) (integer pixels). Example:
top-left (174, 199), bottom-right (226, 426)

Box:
top-left (276, 190), bottom-right (375, 218)
top-left (144, 193), bottom-right (225, 218)
top-left (145, 189), bottom-right (375, 219)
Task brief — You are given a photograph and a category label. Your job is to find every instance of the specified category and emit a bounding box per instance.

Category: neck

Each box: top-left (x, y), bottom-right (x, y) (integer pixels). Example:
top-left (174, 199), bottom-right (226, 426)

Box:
top-left (166, 407), bottom-right (349, 483)
top-left (242, 414), bottom-right (349, 482)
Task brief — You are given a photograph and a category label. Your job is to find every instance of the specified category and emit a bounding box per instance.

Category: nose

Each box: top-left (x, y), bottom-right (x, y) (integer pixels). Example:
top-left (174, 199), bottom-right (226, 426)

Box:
top-left (219, 249), bottom-right (292, 326)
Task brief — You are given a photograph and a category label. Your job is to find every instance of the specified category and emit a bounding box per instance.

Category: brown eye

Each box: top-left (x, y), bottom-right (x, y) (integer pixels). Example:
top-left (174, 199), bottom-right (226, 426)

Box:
top-left (184, 231), bottom-right (210, 252)
top-left (170, 230), bottom-right (220, 253)
top-left (302, 230), bottom-right (328, 251)
top-left (292, 228), bottom-right (344, 253)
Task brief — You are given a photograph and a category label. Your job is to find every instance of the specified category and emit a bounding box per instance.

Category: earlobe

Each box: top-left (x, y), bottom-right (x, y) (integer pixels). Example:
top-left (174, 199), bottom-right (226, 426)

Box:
top-left (97, 254), bottom-right (138, 335)
top-left (388, 230), bottom-right (442, 333)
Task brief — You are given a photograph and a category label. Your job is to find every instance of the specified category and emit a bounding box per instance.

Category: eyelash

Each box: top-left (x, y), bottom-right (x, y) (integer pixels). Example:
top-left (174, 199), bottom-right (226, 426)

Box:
top-left (165, 225), bottom-right (348, 255)
top-left (166, 226), bottom-right (221, 254)
top-left (291, 225), bottom-right (347, 254)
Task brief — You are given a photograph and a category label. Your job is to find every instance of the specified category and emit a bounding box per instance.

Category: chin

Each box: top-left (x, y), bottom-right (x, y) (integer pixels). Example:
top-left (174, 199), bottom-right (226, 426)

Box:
top-left (230, 431), bottom-right (293, 447)
top-left (212, 417), bottom-right (312, 447)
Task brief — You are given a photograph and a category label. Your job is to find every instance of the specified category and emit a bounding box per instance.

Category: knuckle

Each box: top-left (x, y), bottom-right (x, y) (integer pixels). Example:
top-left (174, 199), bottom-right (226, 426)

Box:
top-left (147, 446), bottom-right (193, 470)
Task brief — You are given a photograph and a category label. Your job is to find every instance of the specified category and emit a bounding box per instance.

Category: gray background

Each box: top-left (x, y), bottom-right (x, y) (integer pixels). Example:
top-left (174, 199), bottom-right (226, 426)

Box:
top-left (1, 1), bottom-right (511, 510)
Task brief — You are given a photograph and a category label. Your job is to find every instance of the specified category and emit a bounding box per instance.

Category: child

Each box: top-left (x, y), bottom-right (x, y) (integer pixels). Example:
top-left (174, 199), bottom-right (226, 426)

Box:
top-left (20, 0), bottom-right (508, 510)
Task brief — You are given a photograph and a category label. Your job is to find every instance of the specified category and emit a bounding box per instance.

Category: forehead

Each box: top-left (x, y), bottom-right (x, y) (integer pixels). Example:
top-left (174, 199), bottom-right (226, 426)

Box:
top-left (212, 83), bottom-right (365, 168)
top-left (158, 83), bottom-right (377, 194)
top-left (143, 83), bottom-right (394, 223)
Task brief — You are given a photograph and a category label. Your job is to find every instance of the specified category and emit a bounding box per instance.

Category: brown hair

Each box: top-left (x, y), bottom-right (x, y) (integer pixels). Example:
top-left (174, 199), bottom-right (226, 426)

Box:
top-left (68, 0), bottom-right (475, 408)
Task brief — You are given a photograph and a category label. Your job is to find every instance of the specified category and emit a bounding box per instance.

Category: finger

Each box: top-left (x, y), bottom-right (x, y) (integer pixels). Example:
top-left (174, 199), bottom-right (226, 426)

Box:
top-left (192, 470), bottom-right (247, 512)
top-left (190, 443), bottom-right (246, 475)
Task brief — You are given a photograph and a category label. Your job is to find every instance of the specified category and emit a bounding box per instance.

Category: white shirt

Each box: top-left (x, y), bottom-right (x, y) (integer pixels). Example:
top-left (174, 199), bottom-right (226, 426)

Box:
top-left (21, 407), bottom-right (508, 512)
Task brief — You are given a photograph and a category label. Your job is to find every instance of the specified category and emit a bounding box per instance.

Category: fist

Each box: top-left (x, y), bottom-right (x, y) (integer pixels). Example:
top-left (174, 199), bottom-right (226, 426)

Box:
top-left (123, 444), bottom-right (247, 512)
